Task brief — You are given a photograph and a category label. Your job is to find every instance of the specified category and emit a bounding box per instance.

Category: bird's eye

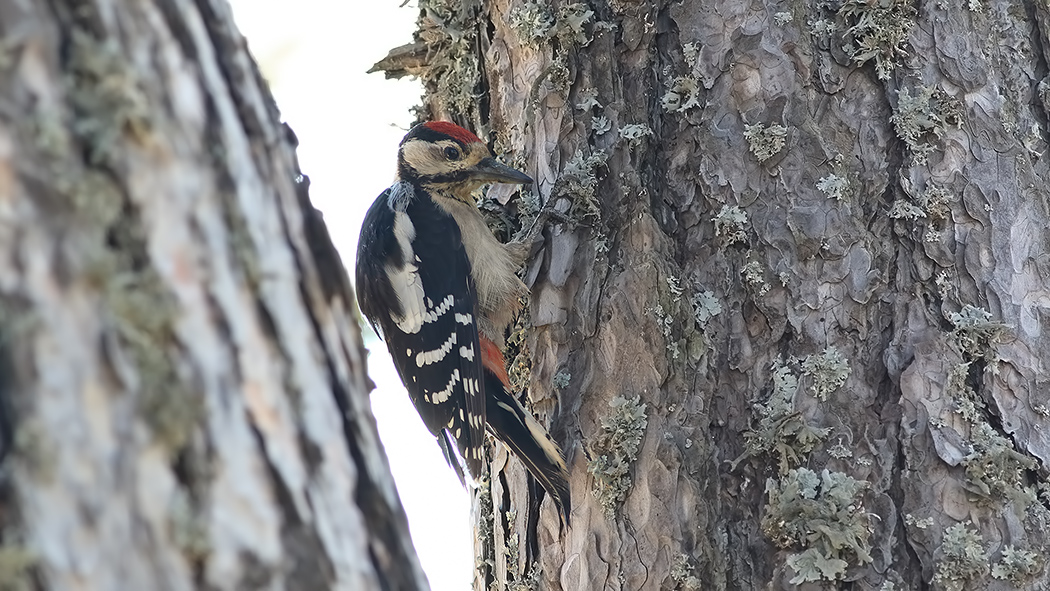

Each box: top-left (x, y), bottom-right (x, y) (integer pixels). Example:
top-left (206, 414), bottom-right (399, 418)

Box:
top-left (443, 146), bottom-right (461, 160)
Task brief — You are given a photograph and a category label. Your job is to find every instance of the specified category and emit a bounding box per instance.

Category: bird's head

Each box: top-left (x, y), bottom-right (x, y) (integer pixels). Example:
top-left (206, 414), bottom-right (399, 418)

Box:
top-left (397, 121), bottom-right (532, 200)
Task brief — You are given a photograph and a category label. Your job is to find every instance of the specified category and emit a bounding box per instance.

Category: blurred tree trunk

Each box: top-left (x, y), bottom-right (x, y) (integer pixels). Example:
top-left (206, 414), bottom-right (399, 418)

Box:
top-left (375, 0), bottom-right (1050, 588)
top-left (0, 1), bottom-right (426, 590)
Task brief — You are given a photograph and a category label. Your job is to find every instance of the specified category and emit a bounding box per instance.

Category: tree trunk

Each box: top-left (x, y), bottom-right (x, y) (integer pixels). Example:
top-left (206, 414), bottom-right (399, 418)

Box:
top-left (0, 2), bottom-right (426, 589)
top-left (375, 0), bottom-right (1050, 588)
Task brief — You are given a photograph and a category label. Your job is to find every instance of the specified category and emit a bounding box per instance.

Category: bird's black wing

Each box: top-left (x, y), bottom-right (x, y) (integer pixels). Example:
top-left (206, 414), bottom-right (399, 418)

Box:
top-left (355, 182), bottom-right (486, 480)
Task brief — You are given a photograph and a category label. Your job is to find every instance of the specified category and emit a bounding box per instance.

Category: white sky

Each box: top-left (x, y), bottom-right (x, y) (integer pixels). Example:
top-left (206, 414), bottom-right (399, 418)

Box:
top-left (226, 2), bottom-right (471, 589)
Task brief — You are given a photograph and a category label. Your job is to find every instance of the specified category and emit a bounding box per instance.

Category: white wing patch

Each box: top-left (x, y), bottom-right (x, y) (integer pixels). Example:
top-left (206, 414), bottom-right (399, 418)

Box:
top-left (388, 211), bottom-right (427, 334)
top-left (415, 332), bottom-right (457, 367)
top-left (423, 295), bottom-right (455, 324)
top-left (459, 344), bottom-right (475, 361)
top-left (430, 369), bottom-right (461, 403)
top-left (386, 210), bottom-right (457, 335)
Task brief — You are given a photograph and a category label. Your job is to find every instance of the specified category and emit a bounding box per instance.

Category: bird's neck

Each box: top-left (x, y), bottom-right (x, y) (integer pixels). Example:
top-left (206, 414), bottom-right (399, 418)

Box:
top-left (420, 180), bottom-right (478, 204)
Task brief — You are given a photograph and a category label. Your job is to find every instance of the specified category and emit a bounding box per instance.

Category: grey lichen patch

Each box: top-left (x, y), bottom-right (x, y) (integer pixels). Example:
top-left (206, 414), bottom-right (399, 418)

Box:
top-left (762, 468), bottom-right (873, 584)
top-left (741, 259), bottom-right (770, 296)
top-left (510, 1), bottom-right (594, 47)
top-left (1026, 501), bottom-right (1050, 549)
top-left (505, 299), bottom-right (532, 397)
top-left (888, 199), bottom-right (926, 220)
top-left (591, 115), bottom-right (611, 135)
top-left (838, 0), bottom-right (916, 80)
top-left (991, 545), bottom-right (1042, 583)
top-left (58, 179), bottom-right (201, 459)
top-left (687, 288), bottom-right (721, 360)
top-left (220, 191), bottom-right (264, 289)
top-left (891, 182), bottom-right (956, 239)
top-left (786, 549), bottom-right (848, 584)
top-left (75, 197), bottom-right (196, 458)
top-left (418, 0), bottom-right (484, 119)
top-left (962, 422), bottom-right (1037, 503)
top-left (712, 205), bottom-right (748, 245)
top-left (666, 274), bottom-right (684, 304)
top-left (552, 369), bottom-right (571, 390)
top-left (670, 554), bottom-right (702, 590)
top-left (918, 183), bottom-right (952, 222)
top-left (743, 123), bottom-right (787, 162)
top-left (66, 29), bottom-right (150, 164)
top-left (70, 171), bottom-right (125, 230)
top-left (554, 3), bottom-right (595, 46)
top-left (557, 150), bottom-right (608, 225)
top-left (108, 271), bottom-right (203, 453)
top-left (574, 88), bottom-right (602, 111)
top-left (891, 85), bottom-right (962, 164)
top-left (800, 346), bottom-right (851, 401)
top-left (773, 11), bottom-right (794, 25)
top-left (509, 1), bottom-right (556, 43)
top-left (808, 17), bottom-right (837, 37)
top-left (905, 514), bottom-right (934, 530)
top-left (947, 305), bottom-right (1008, 362)
top-left (0, 545), bottom-right (36, 591)
top-left (74, 176), bottom-right (200, 456)
top-left (587, 396), bottom-right (648, 517)
top-left (546, 57), bottom-right (572, 92)
top-left (474, 475), bottom-right (495, 584)
top-left (944, 359), bottom-right (973, 400)
top-left (168, 491), bottom-right (211, 562)
top-left (736, 360), bottom-right (831, 473)
top-left (648, 304), bottom-right (679, 360)
top-left (662, 76), bottom-right (702, 113)
top-left (934, 522), bottom-right (988, 591)
top-left (507, 565), bottom-right (540, 591)
top-left (648, 272), bottom-right (697, 362)
top-left (828, 441), bottom-right (853, 459)
top-left (593, 232), bottom-right (610, 256)
top-left (11, 417), bottom-right (56, 481)
top-left (691, 290), bottom-right (722, 328)
top-left (682, 42), bottom-right (700, 65)
top-left (816, 174), bottom-right (849, 201)
top-left (618, 123), bottom-right (653, 147)
top-left (29, 104), bottom-right (72, 160)
top-left (502, 509), bottom-right (521, 580)
top-left (945, 362), bottom-right (982, 425)
top-left (941, 361), bottom-right (1036, 504)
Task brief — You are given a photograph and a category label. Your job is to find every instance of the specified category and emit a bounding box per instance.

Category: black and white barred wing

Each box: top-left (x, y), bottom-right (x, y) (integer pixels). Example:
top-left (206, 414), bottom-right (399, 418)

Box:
top-left (355, 182), bottom-right (487, 480)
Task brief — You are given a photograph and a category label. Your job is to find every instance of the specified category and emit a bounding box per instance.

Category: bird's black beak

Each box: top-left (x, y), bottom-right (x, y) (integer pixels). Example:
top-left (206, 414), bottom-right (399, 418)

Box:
top-left (469, 157), bottom-right (533, 184)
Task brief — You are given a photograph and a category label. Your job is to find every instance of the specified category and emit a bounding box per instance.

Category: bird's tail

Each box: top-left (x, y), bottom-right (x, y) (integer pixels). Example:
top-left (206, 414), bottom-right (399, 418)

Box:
top-left (480, 338), bottom-right (571, 523)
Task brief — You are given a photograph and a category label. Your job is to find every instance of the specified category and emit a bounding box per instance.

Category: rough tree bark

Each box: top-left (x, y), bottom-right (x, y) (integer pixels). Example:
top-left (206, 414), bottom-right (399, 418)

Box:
top-left (374, 0), bottom-right (1050, 589)
top-left (0, 1), bottom-right (426, 590)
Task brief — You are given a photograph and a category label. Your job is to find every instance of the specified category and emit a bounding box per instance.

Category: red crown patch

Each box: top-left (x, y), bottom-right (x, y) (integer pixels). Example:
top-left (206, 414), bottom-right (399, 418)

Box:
top-left (422, 121), bottom-right (483, 145)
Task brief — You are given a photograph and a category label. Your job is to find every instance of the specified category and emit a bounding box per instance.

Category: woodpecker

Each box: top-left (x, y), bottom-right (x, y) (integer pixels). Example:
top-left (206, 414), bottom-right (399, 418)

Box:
top-left (355, 121), bottom-right (571, 522)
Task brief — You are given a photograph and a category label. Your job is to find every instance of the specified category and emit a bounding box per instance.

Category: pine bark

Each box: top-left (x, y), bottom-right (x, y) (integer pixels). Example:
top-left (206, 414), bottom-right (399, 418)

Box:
top-left (376, 0), bottom-right (1050, 589)
top-left (0, 2), bottom-right (425, 590)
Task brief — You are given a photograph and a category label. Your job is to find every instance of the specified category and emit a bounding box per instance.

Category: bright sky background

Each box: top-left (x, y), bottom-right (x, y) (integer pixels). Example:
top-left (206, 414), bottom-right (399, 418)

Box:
top-left (226, 3), bottom-right (471, 589)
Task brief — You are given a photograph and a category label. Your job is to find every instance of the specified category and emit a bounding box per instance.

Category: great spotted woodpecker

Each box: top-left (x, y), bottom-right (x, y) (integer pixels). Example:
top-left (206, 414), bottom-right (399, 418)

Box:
top-left (355, 121), bottom-right (571, 521)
